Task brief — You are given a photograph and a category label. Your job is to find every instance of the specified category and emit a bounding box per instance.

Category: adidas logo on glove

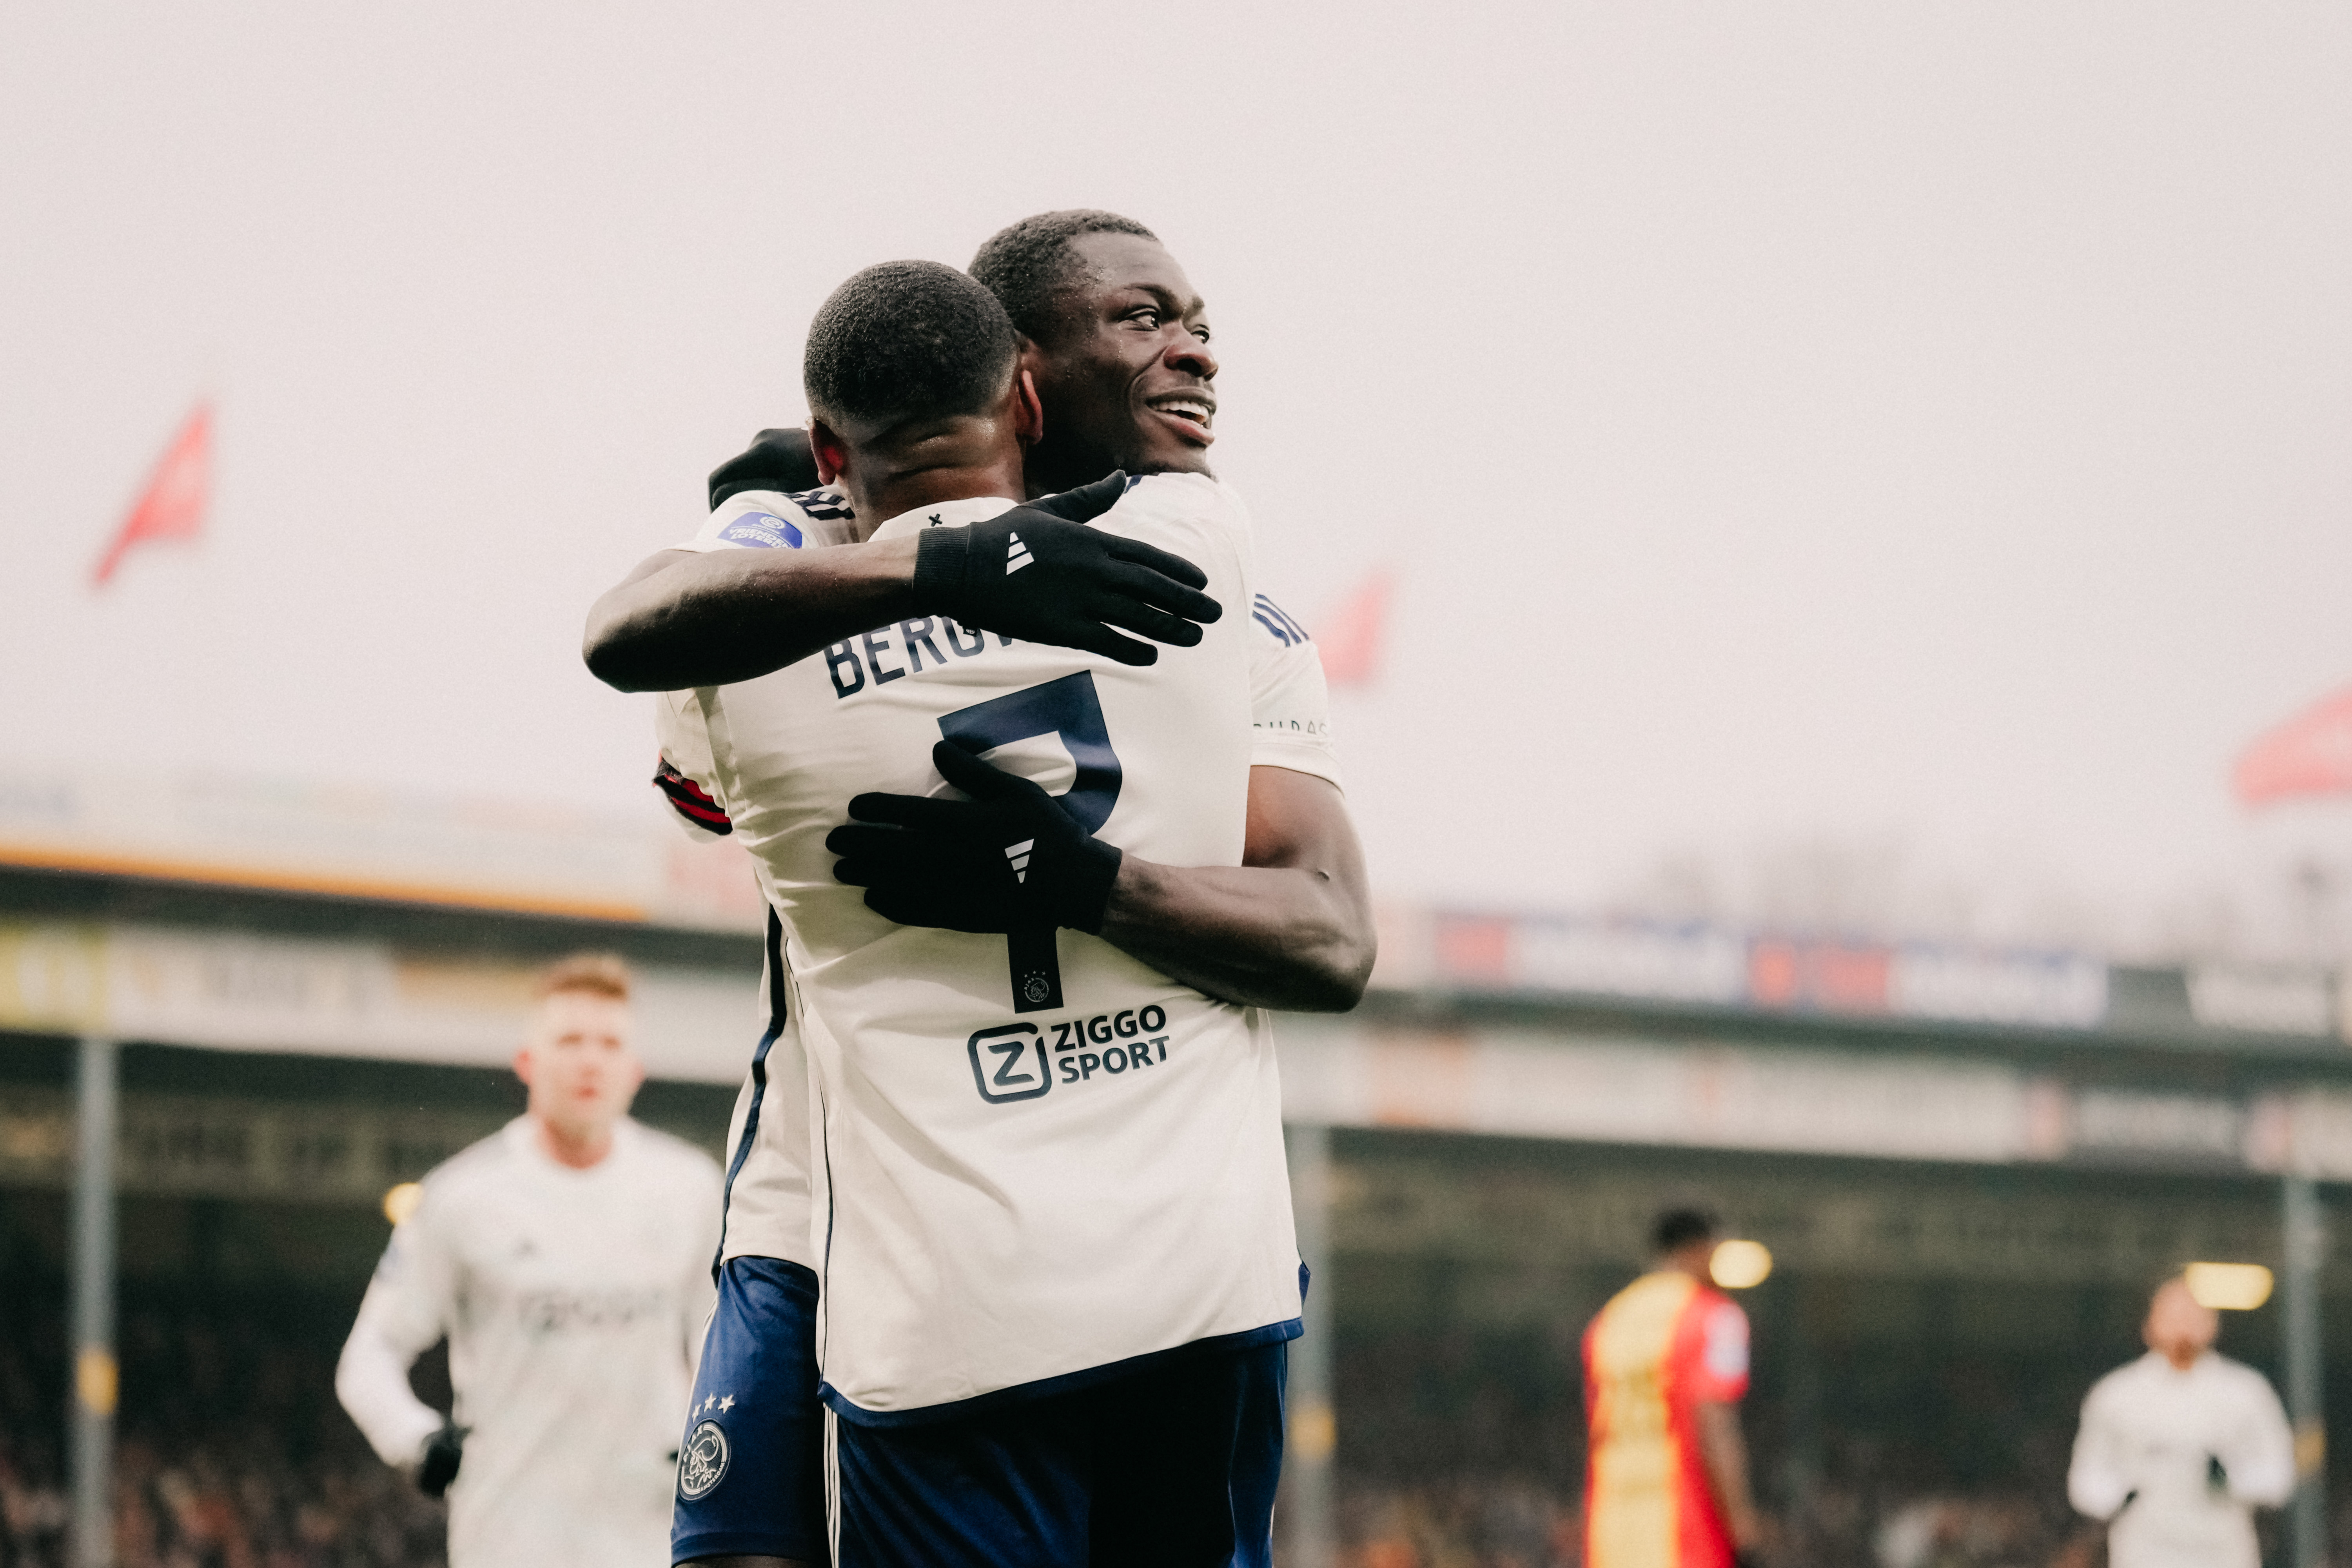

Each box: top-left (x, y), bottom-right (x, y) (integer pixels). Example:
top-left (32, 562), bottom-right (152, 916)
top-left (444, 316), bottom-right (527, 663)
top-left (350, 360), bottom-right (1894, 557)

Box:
top-left (1004, 532), bottom-right (1033, 574)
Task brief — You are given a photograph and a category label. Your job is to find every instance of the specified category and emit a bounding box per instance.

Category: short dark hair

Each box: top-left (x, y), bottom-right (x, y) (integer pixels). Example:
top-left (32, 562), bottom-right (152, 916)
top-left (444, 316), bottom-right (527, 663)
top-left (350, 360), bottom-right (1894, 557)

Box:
top-left (1652, 1207), bottom-right (1719, 1254)
top-left (803, 260), bottom-right (1018, 430)
top-left (969, 209), bottom-right (1159, 343)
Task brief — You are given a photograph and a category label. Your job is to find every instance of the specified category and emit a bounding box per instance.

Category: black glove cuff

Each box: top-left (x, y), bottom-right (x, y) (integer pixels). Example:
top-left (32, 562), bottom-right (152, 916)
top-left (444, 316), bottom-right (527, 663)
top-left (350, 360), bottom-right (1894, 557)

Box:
top-left (1061, 839), bottom-right (1123, 935)
top-left (418, 1421), bottom-right (465, 1499)
top-left (911, 526), bottom-right (973, 616)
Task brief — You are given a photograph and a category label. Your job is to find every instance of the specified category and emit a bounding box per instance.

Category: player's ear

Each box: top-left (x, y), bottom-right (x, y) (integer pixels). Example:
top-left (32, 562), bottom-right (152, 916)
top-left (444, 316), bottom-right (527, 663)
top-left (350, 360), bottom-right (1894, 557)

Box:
top-left (512, 1044), bottom-right (535, 1087)
top-left (1014, 336), bottom-right (1050, 390)
top-left (1013, 368), bottom-right (1045, 447)
top-left (808, 420), bottom-right (851, 486)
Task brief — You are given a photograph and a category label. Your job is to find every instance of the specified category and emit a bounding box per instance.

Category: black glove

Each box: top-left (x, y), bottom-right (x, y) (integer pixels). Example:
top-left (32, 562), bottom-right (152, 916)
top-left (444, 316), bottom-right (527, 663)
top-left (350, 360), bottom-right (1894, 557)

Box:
top-left (417, 1421), bottom-right (466, 1499)
top-left (1731, 1552), bottom-right (1763, 1568)
top-left (708, 428), bottom-right (823, 508)
top-left (827, 740), bottom-right (1122, 935)
top-left (910, 473), bottom-right (1221, 666)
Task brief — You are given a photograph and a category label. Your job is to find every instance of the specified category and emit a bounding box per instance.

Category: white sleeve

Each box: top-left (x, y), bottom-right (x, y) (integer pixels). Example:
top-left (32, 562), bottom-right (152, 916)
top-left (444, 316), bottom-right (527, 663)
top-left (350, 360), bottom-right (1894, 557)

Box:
top-left (646, 485), bottom-right (854, 840)
top-left (1091, 474), bottom-right (1342, 788)
top-left (334, 1193), bottom-right (458, 1468)
top-left (653, 690), bottom-right (735, 841)
top-left (714, 951), bottom-right (822, 1272)
top-left (669, 487), bottom-right (852, 554)
top-left (2067, 1380), bottom-right (2135, 1521)
top-left (1247, 593), bottom-right (1343, 789)
top-left (679, 1155), bottom-right (725, 1371)
top-left (2219, 1371), bottom-right (2298, 1507)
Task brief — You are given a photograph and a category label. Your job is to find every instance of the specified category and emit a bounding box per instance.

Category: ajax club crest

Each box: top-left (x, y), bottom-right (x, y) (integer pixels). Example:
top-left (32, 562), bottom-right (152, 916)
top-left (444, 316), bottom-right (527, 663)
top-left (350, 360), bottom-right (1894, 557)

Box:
top-left (678, 1419), bottom-right (730, 1500)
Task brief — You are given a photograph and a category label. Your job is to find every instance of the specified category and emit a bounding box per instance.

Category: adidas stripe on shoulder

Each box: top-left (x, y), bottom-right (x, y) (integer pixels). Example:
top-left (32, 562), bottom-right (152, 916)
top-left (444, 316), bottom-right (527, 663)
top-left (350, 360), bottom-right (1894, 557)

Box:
top-left (1250, 594), bottom-right (1311, 648)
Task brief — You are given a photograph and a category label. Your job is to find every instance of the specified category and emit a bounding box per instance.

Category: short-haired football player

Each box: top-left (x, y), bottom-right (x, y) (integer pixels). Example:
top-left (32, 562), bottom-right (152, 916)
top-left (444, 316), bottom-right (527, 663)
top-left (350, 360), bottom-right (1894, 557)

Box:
top-left (1583, 1208), bottom-right (1764, 1568)
top-left (597, 213), bottom-right (1368, 1568)
top-left (643, 254), bottom-right (1370, 1568)
top-left (335, 954), bottom-right (722, 1568)
top-left (2067, 1276), bottom-right (2294, 1568)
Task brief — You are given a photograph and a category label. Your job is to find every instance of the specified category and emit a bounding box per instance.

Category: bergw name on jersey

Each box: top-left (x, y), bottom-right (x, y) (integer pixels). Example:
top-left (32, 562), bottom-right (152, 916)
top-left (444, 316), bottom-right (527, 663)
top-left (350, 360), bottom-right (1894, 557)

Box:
top-left (661, 473), bottom-right (1303, 1421)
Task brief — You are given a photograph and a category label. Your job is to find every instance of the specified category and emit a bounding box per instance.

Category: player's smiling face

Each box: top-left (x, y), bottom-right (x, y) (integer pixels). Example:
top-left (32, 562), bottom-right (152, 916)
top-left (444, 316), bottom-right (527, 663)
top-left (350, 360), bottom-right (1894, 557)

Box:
top-left (1024, 232), bottom-right (1218, 493)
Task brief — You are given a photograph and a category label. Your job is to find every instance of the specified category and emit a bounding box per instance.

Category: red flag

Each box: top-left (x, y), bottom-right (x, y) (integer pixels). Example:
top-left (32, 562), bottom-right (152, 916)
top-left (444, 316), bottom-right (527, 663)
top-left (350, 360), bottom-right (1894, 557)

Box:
top-left (2234, 685), bottom-right (2352, 806)
top-left (93, 403), bottom-right (211, 587)
top-left (1316, 568), bottom-right (1394, 688)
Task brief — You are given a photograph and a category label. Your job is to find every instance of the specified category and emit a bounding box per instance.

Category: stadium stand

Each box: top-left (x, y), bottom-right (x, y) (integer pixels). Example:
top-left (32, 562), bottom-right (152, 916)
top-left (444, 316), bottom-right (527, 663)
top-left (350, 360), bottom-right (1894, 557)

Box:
top-left (5, 781), bottom-right (2352, 1567)
top-left (0, 1270), bottom-right (448, 1568)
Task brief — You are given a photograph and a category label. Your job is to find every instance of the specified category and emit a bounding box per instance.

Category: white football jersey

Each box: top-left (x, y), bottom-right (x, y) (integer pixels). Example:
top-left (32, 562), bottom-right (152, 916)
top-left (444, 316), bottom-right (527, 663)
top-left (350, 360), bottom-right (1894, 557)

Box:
top-left (335, 1118), bottom-right (721, 1568)
top-left (705, 906), bottom-right (816, 1270)
top-left (2068, 1350), bottom-right (2296, 1568)
top-left (655, 472), bottom-right (1339, 1419)
top-left (679, 481), bottom-right (861, 556)
top-left (652, 483), bottom-right (856, 1276)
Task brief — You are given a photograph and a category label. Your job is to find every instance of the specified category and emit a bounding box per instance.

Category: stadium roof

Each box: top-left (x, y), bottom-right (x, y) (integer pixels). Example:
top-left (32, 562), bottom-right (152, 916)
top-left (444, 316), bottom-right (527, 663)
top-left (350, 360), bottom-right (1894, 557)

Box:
top-left (0, 763), bottom-right (2342, 1068)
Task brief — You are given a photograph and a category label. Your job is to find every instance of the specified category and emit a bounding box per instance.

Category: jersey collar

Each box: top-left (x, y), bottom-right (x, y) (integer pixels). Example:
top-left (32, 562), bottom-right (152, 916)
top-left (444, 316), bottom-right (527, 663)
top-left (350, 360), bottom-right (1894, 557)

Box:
top-left (506, 1113), bottom-right (635, 1176)
top-left (866, 494), bottom-right (1021, 543)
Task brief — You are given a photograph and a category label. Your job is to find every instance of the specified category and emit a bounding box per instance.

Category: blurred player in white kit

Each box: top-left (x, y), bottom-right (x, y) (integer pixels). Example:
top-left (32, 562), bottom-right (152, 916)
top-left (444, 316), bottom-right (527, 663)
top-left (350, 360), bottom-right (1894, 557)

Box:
top-left (2067, 1275), bottom-right (2296, 1568)
top-left (335, 953), bottom-right (723, 1568)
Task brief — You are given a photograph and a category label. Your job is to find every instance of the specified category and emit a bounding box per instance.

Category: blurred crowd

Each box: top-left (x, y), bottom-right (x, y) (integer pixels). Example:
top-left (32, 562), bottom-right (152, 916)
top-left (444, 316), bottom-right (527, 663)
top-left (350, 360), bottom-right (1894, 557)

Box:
top-left (0, 1292), bottom-right (446, 1568)
top-left (1322, 1321), bottom-right (2112, 1568)
top-left (1327, 1473), bottom-right (2342, 1567)
top-left (1329, 1477), bottom-right (2094, 1568)
top-left (1, 1290), bottom-right (2340, 1568)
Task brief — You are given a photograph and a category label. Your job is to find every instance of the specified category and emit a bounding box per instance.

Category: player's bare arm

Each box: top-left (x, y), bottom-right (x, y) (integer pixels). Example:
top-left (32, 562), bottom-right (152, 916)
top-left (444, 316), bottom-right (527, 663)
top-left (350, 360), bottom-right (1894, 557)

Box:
top-left (585, 488), bottom-right (1221, 693)
top-left (1694, 1399), bottom-right (1764, 1553)
top-left (1095, 765), bottom-right (1374, 1011)
top-left (585, 534), bottom-right (923, 691)
top-left (831, 746), bottom-right (1374, 1014)
top-left (583, 417), bottom-right (1222, 693)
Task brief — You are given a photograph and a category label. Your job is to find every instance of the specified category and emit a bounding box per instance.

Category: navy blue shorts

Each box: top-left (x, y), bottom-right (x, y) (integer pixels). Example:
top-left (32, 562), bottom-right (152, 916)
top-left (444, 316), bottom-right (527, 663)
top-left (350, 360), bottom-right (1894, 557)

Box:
top-left (829, 1339), bottom-right (1288, 1568)
top-left (672, 1256), bottom-right (826, 1566)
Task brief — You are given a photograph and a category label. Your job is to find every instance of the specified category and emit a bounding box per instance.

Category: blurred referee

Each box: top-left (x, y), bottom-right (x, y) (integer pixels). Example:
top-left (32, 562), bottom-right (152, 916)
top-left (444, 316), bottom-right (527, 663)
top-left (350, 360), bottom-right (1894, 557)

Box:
top-left (335, 954), bottom-right (722, 1568)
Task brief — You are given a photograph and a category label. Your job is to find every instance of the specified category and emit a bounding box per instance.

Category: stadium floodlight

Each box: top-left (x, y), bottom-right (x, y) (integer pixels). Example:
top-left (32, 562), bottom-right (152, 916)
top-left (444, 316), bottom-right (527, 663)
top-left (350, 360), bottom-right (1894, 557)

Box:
top-left (382, 1181), bottom-right (424, 1227)
top-left (1710, 1239), bottom-right (1773, 1290)
top-left (2185, 1261), bottom-right (2274, 1311)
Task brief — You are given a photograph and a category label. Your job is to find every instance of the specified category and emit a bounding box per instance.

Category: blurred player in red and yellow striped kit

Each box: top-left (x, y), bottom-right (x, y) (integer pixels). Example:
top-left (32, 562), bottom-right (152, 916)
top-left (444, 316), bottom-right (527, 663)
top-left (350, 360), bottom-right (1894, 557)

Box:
top-left (1583, 1208), bottom-right (1764, 1568)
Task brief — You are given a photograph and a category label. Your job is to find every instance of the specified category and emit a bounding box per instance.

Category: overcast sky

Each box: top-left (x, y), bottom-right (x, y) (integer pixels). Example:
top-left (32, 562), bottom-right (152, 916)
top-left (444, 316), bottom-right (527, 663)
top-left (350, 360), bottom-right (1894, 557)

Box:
top-left (4, 3), bottom-right (2347, 956)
